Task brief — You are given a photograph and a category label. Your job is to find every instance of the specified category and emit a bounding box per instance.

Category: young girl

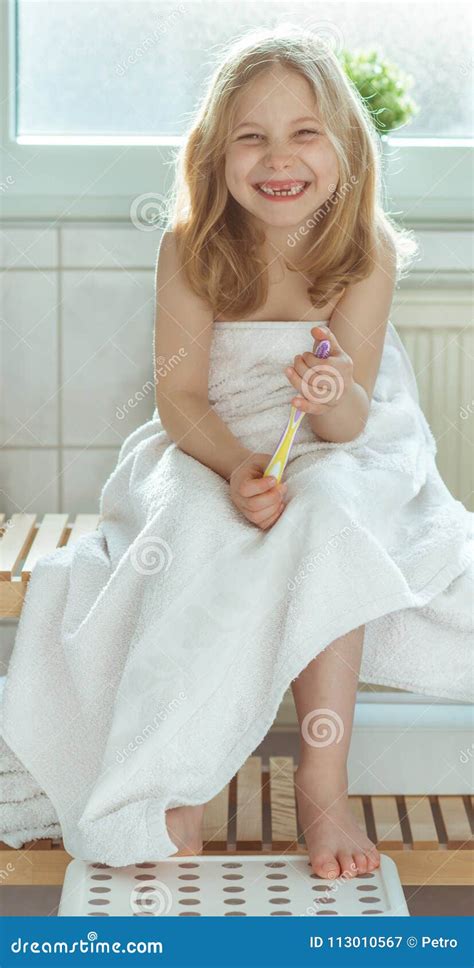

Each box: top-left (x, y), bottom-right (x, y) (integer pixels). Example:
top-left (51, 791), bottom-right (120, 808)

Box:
top-left (2, 26), bottom-right (472, 872)
top-left (151, 28), bottom-right (472, 875)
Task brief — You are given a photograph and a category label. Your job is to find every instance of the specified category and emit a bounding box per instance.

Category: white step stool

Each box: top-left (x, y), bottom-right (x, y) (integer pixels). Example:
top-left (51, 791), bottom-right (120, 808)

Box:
top-left (58, 853), bottom-right (409, 917)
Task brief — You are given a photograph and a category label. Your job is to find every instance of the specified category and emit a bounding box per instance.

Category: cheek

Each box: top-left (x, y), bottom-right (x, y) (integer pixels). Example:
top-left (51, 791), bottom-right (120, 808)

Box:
top-left (225, 148), bottom-right (255, 187)
top-left (305, 144), bottom-right (339, 181)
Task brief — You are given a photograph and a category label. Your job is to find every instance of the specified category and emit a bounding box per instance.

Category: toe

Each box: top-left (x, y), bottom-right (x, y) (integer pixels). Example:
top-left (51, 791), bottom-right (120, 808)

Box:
top-left (338, 852), bottom-right (358, 878)
top-left (365, 847), bottom-right (381, 871)
top-left (353, 851), bottom-right (368, 875)
top-left (311, 851), bottom-right (340, 879)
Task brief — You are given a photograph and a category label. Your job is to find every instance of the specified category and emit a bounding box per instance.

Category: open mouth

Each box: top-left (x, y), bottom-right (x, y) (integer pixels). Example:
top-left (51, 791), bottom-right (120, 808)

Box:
top-left (253, 181), bottom-right (311, 201)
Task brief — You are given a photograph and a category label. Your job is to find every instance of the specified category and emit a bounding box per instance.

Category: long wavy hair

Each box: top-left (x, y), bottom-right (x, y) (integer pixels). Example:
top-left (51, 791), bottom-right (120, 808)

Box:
top-left (166, 24), bottom-right (418, 320)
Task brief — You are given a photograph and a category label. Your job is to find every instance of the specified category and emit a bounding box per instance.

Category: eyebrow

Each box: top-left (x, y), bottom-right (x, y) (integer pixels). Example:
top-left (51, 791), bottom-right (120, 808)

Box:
top-left (233, 115), bottom-right (320, 130)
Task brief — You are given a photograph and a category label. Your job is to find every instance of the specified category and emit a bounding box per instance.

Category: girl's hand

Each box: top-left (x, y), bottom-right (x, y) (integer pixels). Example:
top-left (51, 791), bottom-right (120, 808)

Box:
top-left (284, 324), bottom-right (354, 415)
top-left (230, 452), bottom-right (287, 530)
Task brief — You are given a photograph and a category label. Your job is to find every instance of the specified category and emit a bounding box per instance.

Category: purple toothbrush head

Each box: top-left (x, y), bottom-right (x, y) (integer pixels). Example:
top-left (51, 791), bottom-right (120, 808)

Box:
top-left (315, 338), bottom-right (331, 359)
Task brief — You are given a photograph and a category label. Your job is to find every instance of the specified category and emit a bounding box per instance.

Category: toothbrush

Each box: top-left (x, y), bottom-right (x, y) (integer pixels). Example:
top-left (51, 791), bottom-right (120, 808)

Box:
top-left (263, 338), bottom-right (331, 484)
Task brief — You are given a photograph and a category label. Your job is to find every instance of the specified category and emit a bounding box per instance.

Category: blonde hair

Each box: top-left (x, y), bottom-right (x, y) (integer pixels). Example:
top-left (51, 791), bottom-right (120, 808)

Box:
top-left (166, 24), bottom-right (418, 320)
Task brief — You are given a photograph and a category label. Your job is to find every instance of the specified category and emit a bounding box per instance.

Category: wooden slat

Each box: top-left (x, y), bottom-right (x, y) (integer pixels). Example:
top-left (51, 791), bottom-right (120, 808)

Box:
top-left (270, 756), bottom-right (298, 850)
top-left (236, 756), bottom-right (262, 850)
top-left (371, 796), bottom-right (404, 849)
top-left (0, 579), bottom-right (27, 618)
top-left (67, 514), bottom-right (100, 545)
top-left (384, 849), bottom-right (474, 886)
top-left (202, 783), bottom-right (229, 851)
top-left (21, 514), bottom-right (69, 579)
top-left (0, 850), bottom-right (71, 885)
top-left (0, 514), bottom-right (37, 579)
top-left (404, 796), bottom-right (439, 849)
top-left (438, 796), bottom-right (473, 849)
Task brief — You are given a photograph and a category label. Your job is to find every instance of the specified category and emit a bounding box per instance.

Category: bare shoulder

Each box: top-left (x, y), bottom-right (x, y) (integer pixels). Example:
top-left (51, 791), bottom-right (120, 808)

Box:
top-left (156, 231), bottom-right (213, 329)
top-left (154, 230), bottom-right (214, 400)
top-left (328, 222), bottom-right (397, 402)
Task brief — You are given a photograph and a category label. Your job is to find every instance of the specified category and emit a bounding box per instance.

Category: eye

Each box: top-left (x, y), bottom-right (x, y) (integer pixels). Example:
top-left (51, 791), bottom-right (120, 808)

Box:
top-left (237, 133), bottom-right (264, 141)
top-left (296, 129), bottom-right (320, 137)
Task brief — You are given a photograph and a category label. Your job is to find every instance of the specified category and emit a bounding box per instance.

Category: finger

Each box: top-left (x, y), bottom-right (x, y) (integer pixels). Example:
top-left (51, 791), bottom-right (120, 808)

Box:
top-left (311, 325), bottom-right (342, 355)
top-left (290, 397), bottom-right (329, 414)
top-left (290, 355), bottom-right (309, 379)
top-left (295, 352), bottom-right (335, 378)
top-left (239, 475), bottom-right (278, 498)
top-left (284, 364), bottom-right (304, 391)
top-left (241, 486), bottom-right (285, 513)
top-left (249, 498), bottom-right (284, 525)
top-left (259, 505), bottom-right (285, 530)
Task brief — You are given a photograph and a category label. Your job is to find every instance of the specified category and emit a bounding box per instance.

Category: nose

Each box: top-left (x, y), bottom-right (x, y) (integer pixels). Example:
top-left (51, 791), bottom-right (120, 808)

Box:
top-left (263, 138), bottom-right (295, 170)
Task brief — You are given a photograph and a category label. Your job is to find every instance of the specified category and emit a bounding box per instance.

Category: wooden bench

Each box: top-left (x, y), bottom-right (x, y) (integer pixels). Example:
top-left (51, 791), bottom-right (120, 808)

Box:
top-left (1, 515), bottom-right (472, 888)
top-left (0, 757), bottom-right (472, 886)
top-left (0, 512), bottom-right (100, 618)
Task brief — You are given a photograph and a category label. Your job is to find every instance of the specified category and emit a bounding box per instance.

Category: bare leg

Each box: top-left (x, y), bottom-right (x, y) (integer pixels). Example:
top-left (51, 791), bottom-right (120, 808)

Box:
top-left (291, 625), bottom-right (381, 878)
top-left (165, 804), bottom-right (206, 856)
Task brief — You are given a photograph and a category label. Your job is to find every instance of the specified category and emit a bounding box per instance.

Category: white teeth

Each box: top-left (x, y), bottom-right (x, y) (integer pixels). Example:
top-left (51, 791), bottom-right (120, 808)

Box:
top-left (258, 183), bottom-right (306, 196)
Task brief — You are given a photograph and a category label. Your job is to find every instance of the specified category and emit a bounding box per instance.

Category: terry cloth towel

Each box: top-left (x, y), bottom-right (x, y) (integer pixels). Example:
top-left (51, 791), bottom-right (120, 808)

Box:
top-left (1, 319), bottom-right (472, 866)
top-left (0, 677), bottom-right (61, 846)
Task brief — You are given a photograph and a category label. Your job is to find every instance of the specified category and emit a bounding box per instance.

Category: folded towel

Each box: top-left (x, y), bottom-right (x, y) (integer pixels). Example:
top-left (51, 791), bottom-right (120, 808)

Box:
top-left (0, 770), bottom-right (42, 803)
top-left (1, 319), bottom-right (472, 866)
top-left (0, 822), bottom-right (62, 849)
top-left (0, 793), bottom-right (59, 835)
top-left (0, 677), bottom-right (61, 846)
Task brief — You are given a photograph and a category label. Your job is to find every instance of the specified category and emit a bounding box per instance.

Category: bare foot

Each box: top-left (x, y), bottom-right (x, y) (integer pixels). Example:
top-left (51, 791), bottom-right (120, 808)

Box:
top-left (165, 804), bottom-right (206, 856)
top-left (295, 766), bottom-right (381, 879)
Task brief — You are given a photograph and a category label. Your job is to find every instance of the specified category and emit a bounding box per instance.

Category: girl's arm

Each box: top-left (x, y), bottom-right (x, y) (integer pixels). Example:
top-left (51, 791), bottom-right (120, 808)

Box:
top-left (154, 231), bottom-right (254, 482)
top-left (308, 232), bottom-right (397, 443)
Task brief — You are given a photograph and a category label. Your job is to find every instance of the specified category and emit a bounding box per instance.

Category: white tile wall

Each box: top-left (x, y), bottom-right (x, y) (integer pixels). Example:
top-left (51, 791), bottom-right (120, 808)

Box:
top-left (62, 448), bottom-right (121, 511)
top-left (0, 448), bottom-right (60, 515)
top-left (61, 269), bottom-right (155, 445)
top-left (1, 270), bottom-right (58, 446)
top-left (1, 221), bottom-right (162, 517)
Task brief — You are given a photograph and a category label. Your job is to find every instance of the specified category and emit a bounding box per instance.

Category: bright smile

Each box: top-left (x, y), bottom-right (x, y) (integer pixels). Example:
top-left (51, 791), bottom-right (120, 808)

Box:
top-left (253, 180), bottom-right (311, 202)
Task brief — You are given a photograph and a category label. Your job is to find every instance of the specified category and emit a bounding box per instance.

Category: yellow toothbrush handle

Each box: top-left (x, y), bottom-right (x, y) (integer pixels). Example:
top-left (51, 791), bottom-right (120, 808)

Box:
top-left (263, 406), bottom-right (304, 484)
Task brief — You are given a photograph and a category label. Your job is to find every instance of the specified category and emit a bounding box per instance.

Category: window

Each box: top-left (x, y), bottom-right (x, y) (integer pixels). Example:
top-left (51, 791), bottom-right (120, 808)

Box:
top-left (15, 0), bottom-right (473, 140)
top-left (2, 0), bottom-right (472, 221)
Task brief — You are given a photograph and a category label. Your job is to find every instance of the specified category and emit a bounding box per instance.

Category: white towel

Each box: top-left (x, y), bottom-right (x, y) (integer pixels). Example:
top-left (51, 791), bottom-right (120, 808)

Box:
top-left (1, 319), bottom-right (472, 866)
top-left (0, 678), bottom-right (61, 845)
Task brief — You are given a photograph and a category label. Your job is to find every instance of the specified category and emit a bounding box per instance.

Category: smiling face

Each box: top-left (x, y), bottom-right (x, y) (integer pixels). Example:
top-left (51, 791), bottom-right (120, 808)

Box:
top-left (224, 66), bottom-right (340, 250)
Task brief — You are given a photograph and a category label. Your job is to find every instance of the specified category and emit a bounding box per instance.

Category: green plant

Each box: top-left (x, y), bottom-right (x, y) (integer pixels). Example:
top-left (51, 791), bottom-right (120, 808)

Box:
top-left (338, 47), bottom-right (418, 135)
